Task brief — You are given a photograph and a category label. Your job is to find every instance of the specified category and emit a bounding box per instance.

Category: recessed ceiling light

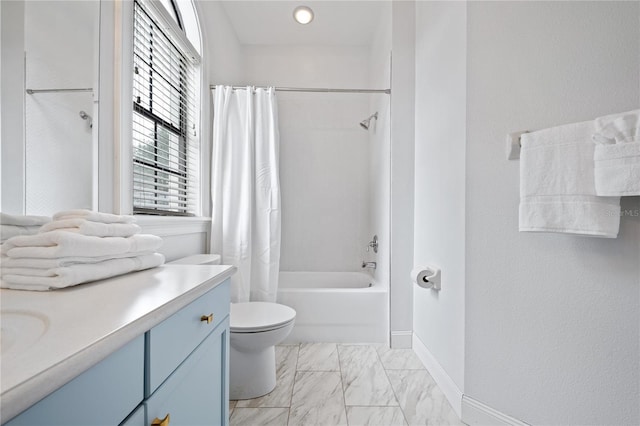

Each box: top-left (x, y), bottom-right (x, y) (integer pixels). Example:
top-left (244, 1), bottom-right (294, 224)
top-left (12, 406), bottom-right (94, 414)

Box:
top-left (293, 6), bottom-right (314, 25)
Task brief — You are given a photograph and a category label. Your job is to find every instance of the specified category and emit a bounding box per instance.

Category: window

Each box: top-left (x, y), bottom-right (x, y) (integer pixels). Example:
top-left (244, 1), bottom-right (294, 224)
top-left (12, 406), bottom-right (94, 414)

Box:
top-left (132, 0), bottom-right (200, 216)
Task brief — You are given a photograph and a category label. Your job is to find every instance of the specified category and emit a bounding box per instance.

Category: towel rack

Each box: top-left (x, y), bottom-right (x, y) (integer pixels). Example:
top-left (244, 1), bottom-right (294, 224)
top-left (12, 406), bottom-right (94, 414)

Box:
top-left (506, 130), bottom-right (530, 160)
top-left (26, 88), bottom-right (93, 95)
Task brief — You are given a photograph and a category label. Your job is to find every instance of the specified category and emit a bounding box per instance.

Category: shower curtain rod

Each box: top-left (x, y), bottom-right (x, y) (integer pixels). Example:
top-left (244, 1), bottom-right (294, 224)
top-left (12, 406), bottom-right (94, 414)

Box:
top-left (26, 88), bottom-right (93, 95)
top-left (210, 85), bottom-right (391, 94)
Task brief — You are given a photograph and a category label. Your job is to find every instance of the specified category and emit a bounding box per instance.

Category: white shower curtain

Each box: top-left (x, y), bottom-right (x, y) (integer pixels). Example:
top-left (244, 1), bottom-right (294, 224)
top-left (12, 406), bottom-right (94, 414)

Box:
top-left (210, 86), bottom-right (281, 303)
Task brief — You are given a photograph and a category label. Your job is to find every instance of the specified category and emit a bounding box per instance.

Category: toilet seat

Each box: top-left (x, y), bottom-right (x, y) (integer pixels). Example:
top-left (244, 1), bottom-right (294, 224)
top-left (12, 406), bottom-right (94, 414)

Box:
top-left (231, 302), bottom-right (296, 333)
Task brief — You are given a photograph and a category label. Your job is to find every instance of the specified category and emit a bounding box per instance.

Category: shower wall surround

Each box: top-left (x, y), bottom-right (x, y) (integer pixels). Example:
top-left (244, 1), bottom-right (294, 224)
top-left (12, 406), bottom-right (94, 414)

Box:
top-left (278, 91), bottom-right (370, 272)
top-left (366, 7), bottom-right (392, 290)
top-left (243, 45), bottom-right (388, 273)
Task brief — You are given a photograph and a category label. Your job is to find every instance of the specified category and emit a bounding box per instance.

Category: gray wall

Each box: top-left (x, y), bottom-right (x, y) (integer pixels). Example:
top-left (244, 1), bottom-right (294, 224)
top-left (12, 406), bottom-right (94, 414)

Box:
top-left (414, 1), bottom-right (639, 424)
top-left (413, 0), bottom-right (467, 396)
top-left (464, 2), bottom-right (639, 424)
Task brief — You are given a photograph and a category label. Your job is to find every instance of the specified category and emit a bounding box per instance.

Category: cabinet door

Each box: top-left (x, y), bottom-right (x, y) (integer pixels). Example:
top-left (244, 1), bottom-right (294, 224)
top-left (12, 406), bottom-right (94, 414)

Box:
top-left (120, 405), bottom-right (145, 426)
top-left (146, 317), bottom-right (229, 426)
top-left (5, 336), bottom-right (144, 426)
top-left (147, 280), bottom-right (230, 395)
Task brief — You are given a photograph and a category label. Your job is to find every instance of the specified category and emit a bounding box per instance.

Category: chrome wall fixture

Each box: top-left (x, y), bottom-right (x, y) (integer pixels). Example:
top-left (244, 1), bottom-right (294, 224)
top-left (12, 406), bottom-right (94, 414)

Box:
top-left (360, 112), bottom-right (378, 130)
top-left (79, 110), bottom-right (93, 128)
top-left (210, 85), bottom-right (390, 94)
top-left (367, 235), bottom-right (379, 253)
top-left (26, 88), bottom-right (93, 95)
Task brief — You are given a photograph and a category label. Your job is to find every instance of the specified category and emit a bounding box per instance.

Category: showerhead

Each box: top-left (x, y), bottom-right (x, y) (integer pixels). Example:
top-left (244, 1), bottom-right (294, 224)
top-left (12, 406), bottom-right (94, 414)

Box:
top-left (359, 112), bottom-right (378, 130)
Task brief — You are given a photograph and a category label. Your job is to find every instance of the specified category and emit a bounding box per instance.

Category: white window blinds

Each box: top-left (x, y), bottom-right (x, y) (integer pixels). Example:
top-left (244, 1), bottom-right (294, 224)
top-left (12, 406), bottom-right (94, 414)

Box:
top-left (132, 0), bottom-right (200, 216)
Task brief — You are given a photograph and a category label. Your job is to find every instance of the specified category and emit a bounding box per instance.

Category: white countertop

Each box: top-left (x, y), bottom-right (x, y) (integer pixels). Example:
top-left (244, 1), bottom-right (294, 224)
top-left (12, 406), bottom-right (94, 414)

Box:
top-left (0, 264), bottom-right (236, 423)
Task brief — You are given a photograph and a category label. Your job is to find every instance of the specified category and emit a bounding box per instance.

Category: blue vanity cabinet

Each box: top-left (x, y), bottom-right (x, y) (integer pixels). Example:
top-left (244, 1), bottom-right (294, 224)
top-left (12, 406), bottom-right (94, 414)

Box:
top-left (120, 405), bottom-right (146, 426)
top-left (145, 318), bottom-right (230, 426)
top-left (5, 336), bottom-right (144, 426)
top-left (147, 280), bottom-right (230, 395)
top-left (145, 279), bottom-right (230, 426)
top-left (3, 278), bottom-right (231, 426)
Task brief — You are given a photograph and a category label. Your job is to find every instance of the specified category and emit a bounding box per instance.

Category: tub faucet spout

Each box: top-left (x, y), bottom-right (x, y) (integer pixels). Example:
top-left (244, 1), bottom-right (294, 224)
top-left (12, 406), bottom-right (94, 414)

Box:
top-left (362, 261), bottom-right (377, 270)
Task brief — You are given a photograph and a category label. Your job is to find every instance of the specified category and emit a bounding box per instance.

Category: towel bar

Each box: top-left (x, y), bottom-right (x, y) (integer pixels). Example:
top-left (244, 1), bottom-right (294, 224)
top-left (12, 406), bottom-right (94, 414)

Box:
top-left (506, 130), bottom-right (530, 160)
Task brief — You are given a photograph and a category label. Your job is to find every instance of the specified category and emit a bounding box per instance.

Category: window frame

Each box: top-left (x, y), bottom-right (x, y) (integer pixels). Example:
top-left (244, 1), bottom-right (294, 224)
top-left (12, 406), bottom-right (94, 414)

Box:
top-left (130, 0), bottom-right (201, 217)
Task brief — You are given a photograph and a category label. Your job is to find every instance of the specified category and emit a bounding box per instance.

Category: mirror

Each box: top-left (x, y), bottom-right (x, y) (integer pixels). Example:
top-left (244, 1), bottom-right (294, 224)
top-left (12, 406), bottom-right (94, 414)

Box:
top-left (1, 0), bottom-right (99, 216)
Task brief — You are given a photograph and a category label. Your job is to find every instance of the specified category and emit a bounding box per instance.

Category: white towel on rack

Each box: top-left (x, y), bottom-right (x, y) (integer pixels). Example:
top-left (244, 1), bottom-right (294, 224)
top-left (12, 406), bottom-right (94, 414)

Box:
top-left (592, 109), bottom-right (640, 196)
top-left (0, 213), bottom-right (50, 227)
top-left (593, 143), bottom-right (640, 196)
top-left (1, 231), bottom-right (162, 258)
top-left (593, 109), bottom-right (640, 145)
top-left (52, 210), bottom-right (136, 224)
top-left (519, 120), bottom-right (621, 237)
top-left (39, 219), bottom-right (141, 238)
top-left (0, 253), bottom-right (165, 291)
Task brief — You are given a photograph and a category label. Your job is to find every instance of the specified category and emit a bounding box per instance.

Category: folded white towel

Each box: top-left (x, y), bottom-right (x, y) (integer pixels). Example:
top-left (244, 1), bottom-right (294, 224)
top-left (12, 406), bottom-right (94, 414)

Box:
top-left (2, 267), bottom-right (60, 277)
top-left (593, 109), bottom-right (640, 145)
top-left (52, 210), bottom-right (136, 224)
top-left (1, 224), bottom-right (41, 242)
top-left (1, 231), bottom-right (162, 258)
top-left (519, 120), bottom-right (621, 237)
top-left (0, 213), bottom-right (50, 227)
top-left (1, 253), bottom-right (165, 291)
top-left (593, 142), bottom-right (640, 196)
top-left (39, 219), bottom-right (141, 238)
top-left (592, 110), bottom-right (640, 196)
top-left (0, 251), bottom-right (154, 269)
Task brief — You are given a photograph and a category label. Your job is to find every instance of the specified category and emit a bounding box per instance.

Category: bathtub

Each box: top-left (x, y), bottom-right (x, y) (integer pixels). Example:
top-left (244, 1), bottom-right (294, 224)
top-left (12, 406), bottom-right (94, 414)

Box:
top-left (277, 271), bottom-right (388, 343)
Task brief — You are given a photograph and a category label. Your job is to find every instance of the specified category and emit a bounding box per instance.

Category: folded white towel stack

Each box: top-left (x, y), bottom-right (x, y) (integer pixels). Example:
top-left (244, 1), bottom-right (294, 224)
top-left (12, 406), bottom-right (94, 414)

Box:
top-left (0, 212), bottom-right (51, 227)
top-left (592, 109), bottom-right (640, 196)
top-left (0, 251), bottom-right (155, 269)
top-left (2, 253), bottom-right (165, 291)
top-left (519, 121), bottom-right (621, 237)
top-left (1, 210), bottom-right (164, 291)
top-left (2, 225), bottom-right (41, 242)
top-left (53, 209), bottom-right (136, 224)
top-left (40, 218), bottom-right (142, 237)
top-left (0, 213), bottom-right (51, 243)
top-left (1, 231), bottom-right (162, 258)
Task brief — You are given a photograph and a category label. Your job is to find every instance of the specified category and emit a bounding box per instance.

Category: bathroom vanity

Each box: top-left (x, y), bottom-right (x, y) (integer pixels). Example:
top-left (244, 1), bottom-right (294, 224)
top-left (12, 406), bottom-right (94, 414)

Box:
top-left (0, 265), bottom-right (235, 426)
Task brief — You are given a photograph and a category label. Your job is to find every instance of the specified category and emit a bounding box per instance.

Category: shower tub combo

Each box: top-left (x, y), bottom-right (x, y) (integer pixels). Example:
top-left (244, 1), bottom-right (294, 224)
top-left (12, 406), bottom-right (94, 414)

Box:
top-left (277, 271), bottom-right (388, 343)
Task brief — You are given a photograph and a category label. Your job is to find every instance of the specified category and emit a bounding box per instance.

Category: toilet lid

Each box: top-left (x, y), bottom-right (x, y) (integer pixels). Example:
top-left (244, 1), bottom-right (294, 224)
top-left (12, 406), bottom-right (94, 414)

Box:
top-left (230, 302), bottom-right (296, 333)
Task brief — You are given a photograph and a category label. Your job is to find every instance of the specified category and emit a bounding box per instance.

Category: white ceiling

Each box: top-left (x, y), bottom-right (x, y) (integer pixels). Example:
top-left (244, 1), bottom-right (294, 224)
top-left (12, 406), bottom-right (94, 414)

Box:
top-left (219, 1), bottom-right (389, 46)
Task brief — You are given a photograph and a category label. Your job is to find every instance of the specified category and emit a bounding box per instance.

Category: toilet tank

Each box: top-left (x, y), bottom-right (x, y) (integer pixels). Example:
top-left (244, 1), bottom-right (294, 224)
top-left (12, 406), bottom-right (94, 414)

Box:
top-left (168, 254), bottom-right (221, 265)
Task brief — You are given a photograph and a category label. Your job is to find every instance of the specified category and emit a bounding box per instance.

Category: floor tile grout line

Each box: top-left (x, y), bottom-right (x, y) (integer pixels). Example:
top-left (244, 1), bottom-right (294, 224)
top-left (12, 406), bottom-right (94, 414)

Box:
top-left (234, 344), bottom-right (460, 426)
top-left (336, 343), bottom-right (351, 426)
top-left (376, 346), bottom-right (410, 426)
top-left (286, 343), bottom-right (300, 426)
top-left (344, 404), bottom-right (408, 408)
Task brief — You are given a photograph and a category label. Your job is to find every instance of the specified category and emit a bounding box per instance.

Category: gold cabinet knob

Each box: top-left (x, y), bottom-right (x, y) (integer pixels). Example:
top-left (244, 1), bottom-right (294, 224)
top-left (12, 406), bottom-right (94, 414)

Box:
top-left (200, 313), bottom-right (214, 324)
top-left (151, 413), bottom-right (170, 426)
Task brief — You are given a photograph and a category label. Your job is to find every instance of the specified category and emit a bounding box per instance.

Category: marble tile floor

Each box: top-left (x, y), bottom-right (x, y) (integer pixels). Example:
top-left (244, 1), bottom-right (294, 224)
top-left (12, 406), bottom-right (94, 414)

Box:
top-left (229, 343), bottom-right (464, 426)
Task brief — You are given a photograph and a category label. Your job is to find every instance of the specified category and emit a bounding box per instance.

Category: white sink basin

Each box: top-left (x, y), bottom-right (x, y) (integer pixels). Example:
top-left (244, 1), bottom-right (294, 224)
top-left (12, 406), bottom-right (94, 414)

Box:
top-left (1, 310), bottom-right (50, 358)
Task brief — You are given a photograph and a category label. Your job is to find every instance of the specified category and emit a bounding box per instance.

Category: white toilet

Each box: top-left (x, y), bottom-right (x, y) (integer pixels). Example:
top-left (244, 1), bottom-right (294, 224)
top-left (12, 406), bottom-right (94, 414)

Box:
top-left (230, 302), bottom-right (296, 399)
top-left (169, 255), bottom-right (296, 400)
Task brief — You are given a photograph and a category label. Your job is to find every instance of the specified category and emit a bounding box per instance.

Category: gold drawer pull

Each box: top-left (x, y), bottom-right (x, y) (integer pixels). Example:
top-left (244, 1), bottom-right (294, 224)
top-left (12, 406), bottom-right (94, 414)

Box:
top-left (151, 413), bottom-right (170, 426)
top-left (200, 313), bottom-right (214, 324)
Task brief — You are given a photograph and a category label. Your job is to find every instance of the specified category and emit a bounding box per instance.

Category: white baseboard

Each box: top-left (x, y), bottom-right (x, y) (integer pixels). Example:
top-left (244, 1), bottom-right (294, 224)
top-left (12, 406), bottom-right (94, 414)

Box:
top-left (461, 396), bottom-right (529, 426)
top-left (391, 330), bottom-right (412, 348)
top-left (412, 333), bottom-right (463, 418)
